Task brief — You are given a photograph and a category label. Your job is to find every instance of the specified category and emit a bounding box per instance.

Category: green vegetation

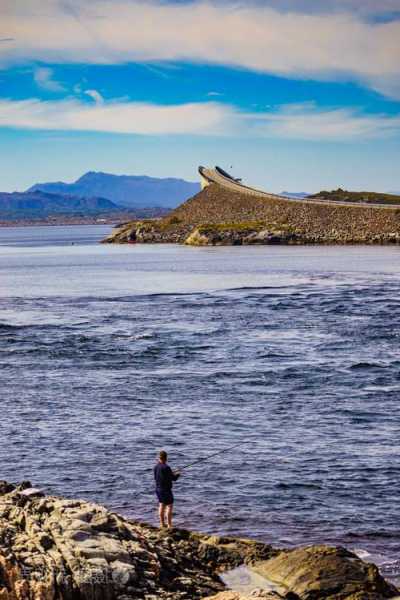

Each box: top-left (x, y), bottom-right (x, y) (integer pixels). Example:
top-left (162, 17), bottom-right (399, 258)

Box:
top-left (197, 221), bottom-right (265, 234)
top-left (196, 221), bottom-right (296, 234)
top-left (138, 218), bottom-right (182, 231)
top-left (104, 181), bottom-right (400, 246)
top-left (309, 188), bottom-right (400, 205)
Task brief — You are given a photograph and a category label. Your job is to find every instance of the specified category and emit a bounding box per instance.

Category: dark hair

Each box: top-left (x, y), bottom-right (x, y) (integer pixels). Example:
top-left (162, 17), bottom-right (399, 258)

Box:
top-left (159, 450), bottom-right (167, 462)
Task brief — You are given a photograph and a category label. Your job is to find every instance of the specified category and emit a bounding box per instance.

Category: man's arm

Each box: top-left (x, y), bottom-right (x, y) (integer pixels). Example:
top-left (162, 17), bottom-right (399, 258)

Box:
top-left (168, 466), bottom-right (180, 481)
top-left (172, 469), bottom-right (181, 481)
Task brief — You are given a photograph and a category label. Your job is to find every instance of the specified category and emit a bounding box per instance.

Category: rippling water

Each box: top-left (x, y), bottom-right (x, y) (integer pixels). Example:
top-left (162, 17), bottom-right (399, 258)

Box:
top-left (1, 225), bottom-right (400, 583)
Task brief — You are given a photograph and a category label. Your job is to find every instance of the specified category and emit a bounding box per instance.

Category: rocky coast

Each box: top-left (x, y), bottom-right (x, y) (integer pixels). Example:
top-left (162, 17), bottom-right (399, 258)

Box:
top-left (102, 184), bottom-right (400, 246)
top-left (1, 481), bottom-right (399, 600)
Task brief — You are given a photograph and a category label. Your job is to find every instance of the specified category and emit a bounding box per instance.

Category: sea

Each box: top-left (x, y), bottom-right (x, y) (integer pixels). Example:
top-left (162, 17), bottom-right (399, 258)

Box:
top-left (1, 224), bottom-right (399, 584)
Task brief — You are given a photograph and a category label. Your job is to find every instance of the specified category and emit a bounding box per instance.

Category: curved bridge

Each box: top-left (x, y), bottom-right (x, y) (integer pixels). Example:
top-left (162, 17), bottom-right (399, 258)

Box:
top-left (199, 165), bottom-right (289, 201)
top-left (198, 166), bottom-right (399, 209)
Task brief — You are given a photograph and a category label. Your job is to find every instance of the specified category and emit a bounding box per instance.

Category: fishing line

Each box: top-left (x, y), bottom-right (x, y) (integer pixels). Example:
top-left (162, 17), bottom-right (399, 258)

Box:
top-left (130, 439), bottom-right (251, 500)
top-left (178, 439), bottom-right (251, 471)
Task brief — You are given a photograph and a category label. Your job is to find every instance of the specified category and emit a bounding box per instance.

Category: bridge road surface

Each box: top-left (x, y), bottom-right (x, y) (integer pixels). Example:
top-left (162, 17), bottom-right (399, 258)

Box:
top-left (199, 166), bottom-right (400, 210)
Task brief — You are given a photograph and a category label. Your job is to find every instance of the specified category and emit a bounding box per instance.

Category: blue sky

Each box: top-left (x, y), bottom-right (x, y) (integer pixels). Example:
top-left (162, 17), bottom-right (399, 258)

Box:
top-left (1, 0), bottom-right (400, 193)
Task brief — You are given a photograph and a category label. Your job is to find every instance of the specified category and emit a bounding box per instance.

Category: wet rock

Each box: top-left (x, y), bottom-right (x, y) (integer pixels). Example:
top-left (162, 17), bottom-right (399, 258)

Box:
top-left (252, 545), bottom-right (399, 600)
top-left (0, 481), bottom-right (15, 495)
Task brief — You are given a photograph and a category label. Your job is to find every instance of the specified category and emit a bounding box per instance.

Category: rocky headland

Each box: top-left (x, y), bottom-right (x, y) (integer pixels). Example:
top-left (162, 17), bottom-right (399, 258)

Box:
top-left (1, 481), bottom-right (399, 600)
top-left (102, 183), bottom-right (400, 246)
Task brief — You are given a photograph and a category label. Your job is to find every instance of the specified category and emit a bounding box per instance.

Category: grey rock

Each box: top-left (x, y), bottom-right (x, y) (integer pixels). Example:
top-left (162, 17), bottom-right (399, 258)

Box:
top-left (0, 483), bottom-right (397, 600)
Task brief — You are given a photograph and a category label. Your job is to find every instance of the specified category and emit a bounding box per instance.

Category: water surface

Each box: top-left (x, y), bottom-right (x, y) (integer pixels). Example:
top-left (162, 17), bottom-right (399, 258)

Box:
top-left (1, 225), bottom-right (399, 583)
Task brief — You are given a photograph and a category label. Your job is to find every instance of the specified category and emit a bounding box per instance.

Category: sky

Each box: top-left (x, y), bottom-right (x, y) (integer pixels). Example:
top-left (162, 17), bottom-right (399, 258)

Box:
top-left (0, 0), bottom-right (400, 193)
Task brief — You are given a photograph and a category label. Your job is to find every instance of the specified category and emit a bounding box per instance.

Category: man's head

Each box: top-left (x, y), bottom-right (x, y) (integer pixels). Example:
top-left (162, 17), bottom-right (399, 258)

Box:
top-left (159, 450), bottom-right (167, 463)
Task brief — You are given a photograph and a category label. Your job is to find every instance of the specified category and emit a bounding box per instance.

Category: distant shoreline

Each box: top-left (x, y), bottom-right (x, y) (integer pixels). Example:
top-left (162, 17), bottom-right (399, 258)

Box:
top-left (0, 215), bottom-right (136, 228)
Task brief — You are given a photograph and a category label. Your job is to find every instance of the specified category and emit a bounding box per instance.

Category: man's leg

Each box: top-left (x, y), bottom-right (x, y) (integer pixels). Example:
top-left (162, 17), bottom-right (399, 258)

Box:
top-left (159, 503), bottom-right (166, 527)
top-left (166, 504), bottom-right (173, 528)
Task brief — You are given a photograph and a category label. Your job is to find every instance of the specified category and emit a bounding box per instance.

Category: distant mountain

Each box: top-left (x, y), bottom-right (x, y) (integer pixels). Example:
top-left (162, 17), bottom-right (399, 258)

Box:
top-left (281, 191), bottom-right (309, 199)
top-left (28, 171), bottom-right (200, 209)
top-left (0, 190), bottom-right (119, 218)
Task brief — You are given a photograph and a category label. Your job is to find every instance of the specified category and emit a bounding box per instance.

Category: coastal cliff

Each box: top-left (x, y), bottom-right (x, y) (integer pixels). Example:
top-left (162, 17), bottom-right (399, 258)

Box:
top-left (102, 184), bottom-right (400, 246)
top-left (0, 481), bottom-right (398, 600)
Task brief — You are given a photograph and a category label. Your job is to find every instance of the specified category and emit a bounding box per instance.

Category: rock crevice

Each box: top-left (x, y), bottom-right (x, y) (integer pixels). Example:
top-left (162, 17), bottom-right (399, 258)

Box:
top-left (0, 482), bottom-right (275, 600)
top-left (1, 482), bottom-right (398, 600)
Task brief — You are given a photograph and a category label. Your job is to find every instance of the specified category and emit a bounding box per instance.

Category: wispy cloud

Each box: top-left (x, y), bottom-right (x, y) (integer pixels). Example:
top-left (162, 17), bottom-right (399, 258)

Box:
top-left (250, 103), bottom-right (400, 140)
top-left (84, 89), bottom-right (104, 104)
top-left (0, 97), bottom-right (234, 136)
top-left (0, 96), bottom-right (399, 141)
top-left (229, 0), bottom-right (400, 18)
top-left (33, 66), bottom-right (65, 92)
top-left (0, 1), bottom-right (399, 97)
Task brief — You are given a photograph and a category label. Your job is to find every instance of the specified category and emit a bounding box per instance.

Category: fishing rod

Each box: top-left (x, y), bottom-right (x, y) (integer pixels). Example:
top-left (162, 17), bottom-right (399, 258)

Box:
top-left (130, 439), bottom-right (250, 500)
top-left (176, 439), bottom-right (250, 472)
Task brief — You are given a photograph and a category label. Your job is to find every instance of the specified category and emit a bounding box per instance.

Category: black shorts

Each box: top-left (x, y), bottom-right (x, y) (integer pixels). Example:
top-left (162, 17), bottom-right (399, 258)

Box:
top-left (156, 490), bottom-right (174, 505)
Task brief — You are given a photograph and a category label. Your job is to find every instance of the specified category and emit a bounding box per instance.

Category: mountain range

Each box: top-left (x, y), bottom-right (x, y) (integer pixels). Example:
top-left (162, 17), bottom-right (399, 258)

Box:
top-left (0, 190), bottom-right (119, 219)
top-left (28, 171), bottom-right (200, 209)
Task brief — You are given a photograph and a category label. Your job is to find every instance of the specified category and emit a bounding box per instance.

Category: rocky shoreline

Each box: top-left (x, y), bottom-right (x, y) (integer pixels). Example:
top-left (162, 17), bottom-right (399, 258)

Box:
top-left (101, 220), bottom-right (300, 246)
top-left (101, 183), bottom-right (400, 246)
top-left (1, 481), bottom-right (399, 600)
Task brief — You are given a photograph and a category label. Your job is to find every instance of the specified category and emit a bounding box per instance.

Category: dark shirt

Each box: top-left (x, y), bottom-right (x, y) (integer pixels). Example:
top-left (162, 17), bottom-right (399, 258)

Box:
top-left (154, 462), bottom-right (180, 492)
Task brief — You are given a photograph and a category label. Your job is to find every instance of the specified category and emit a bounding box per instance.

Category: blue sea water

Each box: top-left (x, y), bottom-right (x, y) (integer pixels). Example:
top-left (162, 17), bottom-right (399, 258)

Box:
top-left (1, 225), bottom-right (400, 582)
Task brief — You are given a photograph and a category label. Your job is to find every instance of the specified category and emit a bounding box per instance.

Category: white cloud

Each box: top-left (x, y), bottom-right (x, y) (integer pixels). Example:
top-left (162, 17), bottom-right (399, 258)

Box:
top-left (33, 66), bottom-right (65, 92)
top-left (0, 0), bottom-right (399, 97)
top-left (0, 97), bottom-right (235, 136)
top-left (0, 96), bottom-right (399, 141)
top-left (250, 103), bottom-right (400, 140)
top-left (84, 89), bottom-right (104, 104)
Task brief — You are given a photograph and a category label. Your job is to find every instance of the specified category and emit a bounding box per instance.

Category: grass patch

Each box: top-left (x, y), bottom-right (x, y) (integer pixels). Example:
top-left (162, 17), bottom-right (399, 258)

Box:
top-left (196, 221), bottom-right (295, 234)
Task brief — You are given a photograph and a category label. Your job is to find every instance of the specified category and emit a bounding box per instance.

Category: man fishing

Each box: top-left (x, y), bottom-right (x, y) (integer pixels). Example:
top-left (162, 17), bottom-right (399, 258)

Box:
top-left (154, 450), bottom-right (181, 528)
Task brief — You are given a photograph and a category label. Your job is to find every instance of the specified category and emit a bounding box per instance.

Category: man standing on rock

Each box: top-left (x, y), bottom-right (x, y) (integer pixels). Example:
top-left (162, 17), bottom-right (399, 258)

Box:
top-left (154, 450), bottom-right (181, 528)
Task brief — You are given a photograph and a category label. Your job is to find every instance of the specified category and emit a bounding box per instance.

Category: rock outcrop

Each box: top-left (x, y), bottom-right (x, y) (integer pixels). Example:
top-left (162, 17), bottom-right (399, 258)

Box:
top-left (184, 223), bottom-right (297, 246)
top-left (251, 546), bottom-right (399, 600)
top-left (0, 482), bottom-right (398, 600)
top-left (0, 481), bottom-right (275, 600)
top-left (102, 219), bottom-right (190, 245)
top-left (102, 183), bottom-right (400, 246)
